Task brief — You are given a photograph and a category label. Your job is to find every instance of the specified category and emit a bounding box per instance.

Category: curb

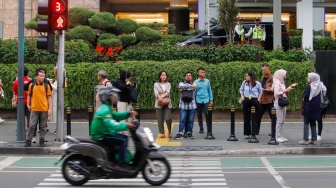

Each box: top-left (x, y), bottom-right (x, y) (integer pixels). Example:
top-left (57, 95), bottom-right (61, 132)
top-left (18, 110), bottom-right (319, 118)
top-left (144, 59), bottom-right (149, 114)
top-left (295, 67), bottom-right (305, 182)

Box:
top-left (0, 147), bottom-right (336, 156)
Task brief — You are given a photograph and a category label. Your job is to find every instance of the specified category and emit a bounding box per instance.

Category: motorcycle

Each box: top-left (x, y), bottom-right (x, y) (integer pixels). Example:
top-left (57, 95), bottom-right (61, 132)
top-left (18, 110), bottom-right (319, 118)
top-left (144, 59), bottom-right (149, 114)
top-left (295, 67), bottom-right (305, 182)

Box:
top-left (55, 119), bottom-right (171, 186)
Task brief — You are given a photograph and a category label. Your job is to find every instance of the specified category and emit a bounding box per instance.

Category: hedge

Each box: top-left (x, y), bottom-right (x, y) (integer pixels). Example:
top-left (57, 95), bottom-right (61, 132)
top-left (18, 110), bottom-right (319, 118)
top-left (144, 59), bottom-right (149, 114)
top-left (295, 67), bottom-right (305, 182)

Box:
top-left (0, 60), bottom-right (315, 110)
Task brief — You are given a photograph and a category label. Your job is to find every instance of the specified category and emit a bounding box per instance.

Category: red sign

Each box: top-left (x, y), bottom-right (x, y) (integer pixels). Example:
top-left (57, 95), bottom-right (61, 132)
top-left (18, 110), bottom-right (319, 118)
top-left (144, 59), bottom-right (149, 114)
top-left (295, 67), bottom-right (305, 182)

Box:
top-left (51, 0), bottom-right (65, 13)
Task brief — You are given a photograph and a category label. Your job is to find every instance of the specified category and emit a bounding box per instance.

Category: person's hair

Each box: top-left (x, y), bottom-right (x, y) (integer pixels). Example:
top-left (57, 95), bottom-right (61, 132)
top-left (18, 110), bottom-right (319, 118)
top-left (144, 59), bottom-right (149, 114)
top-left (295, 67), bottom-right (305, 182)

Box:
top-left (35, 68), bottom-right (46, 76)
top-left (98, 70), bottom-right (108, 79)
top-left (184, 71), bottom-right (192, 77)
top-left (197, 67), bottom-right (205, 73)
top-left (24, 67), bottom-right (28, 76)
top-left (262, 63), bottom-right (270, 68)
top-left (247, 70), bottom-right (257, 87)
top-left (158, 70), bottom-right (168, 82)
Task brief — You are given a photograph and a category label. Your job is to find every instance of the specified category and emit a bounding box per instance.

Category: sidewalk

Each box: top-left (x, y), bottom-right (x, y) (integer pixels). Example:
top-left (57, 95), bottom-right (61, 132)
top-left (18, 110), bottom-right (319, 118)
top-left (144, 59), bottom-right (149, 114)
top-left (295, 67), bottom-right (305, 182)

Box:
top-left (0, 118), bottom-right (335, 156)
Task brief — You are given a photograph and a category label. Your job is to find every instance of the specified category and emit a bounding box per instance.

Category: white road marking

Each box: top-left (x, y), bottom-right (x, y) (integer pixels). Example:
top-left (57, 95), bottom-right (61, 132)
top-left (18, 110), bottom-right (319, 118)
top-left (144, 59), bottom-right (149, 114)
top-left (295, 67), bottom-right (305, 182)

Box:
top-left (0, 157), bottom-right (22, 171)
top-left (261, 157), bottom-right (290, 188)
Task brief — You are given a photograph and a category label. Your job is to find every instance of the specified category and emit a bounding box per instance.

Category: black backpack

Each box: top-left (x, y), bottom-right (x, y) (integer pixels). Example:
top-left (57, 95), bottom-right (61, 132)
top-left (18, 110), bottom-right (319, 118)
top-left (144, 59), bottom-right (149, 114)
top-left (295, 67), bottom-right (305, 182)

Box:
top-left (181, 90), bottom-right (194, 103)
top-left (25, 78), bottom-right (51, 98)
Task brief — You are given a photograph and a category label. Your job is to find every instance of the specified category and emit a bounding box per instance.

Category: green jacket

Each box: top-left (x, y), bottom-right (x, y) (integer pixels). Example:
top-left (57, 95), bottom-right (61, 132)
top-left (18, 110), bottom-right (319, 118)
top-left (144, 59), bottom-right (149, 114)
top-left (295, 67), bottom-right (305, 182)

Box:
top-left (90, 103), bottom-right (130, 140)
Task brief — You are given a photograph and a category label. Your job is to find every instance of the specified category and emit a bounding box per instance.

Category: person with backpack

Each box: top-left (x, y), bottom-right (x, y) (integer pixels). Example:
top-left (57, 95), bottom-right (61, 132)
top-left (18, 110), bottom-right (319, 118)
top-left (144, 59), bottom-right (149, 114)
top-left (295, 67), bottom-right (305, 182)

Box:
top-left (95, 70), bottom-right (112, 110)
top-left (12, 67), bottom-right (31, 130)
top-left (194, 67), bottom-right (213, 135)
top-left (24, 68), bottom-right (52, 147)
top-left (174, 72), bottom-right (197, 140)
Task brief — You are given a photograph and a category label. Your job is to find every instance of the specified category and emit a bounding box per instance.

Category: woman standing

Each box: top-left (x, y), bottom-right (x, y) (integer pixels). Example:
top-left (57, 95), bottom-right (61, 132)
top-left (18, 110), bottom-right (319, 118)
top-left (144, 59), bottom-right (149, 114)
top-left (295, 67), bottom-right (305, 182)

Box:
top-left (299, 73), bottom-right (322, 145)
top-left (239, 70), bottom-right (263, 139)
top-left (50, 66), bottom-right (58, 134)
top-left (154, 71), bottom-right (172, 138)
top-left (273, 69), bottom-right (298, 143)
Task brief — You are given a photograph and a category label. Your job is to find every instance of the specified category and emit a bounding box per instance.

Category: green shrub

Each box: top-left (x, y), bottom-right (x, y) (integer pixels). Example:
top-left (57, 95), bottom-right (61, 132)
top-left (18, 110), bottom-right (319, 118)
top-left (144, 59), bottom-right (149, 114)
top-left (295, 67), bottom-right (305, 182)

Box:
top-left (98, 33), bottom-right (118, 41)
top-left (135, 27), bottom-right (162, 42)
top-left (89, 12), bottom-right (115, 30)
top-left (68, 7), bottom-right (95, 29)
top-left (288, 30), bottom-right (302, 37)
top-left (115, 18), bottom-right (138, 34)
top-left (289, 36), bottom-right (302, 49)
top-left (98, 38), bottom-right (122, 48)
top-left (0, 60), bottom-right (315, 110)
top-left (313, 37), bottom-right (336, 50)
top-left (118, 34), bottom-right (136, 46)
top-left (167, 24), bottom-right (176, 34)
top-left (68, 26), bottom-right (97, 43)
top-left (159, 35), bottom-right (191, 45)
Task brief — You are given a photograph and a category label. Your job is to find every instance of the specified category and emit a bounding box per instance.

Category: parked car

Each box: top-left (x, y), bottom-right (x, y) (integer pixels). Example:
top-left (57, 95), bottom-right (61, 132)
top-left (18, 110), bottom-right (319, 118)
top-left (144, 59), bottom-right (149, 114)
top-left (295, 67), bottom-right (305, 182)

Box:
top-left (177, 22), bottom-right (290, 51)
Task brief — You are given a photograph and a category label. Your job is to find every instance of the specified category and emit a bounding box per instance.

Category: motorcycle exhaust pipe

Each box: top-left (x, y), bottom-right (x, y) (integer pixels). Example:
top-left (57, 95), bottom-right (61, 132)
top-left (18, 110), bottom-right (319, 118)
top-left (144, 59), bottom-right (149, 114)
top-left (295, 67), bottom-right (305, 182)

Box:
top-left (68, 161), bottom-right (92, 177)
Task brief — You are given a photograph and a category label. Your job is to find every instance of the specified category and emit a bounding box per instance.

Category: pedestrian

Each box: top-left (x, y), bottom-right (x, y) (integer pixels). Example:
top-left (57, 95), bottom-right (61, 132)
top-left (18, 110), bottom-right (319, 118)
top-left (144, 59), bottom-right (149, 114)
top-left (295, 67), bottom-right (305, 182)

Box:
top-left (245, 17), bottom-right (266, 47)
top-left (12, 66), bottom-right (31, 130)
top-left (239, 70), bottom-right (262, 139)
top-left (174, 72), bottom-right (197, 140)
top-left (194, 67), bottom-right (213, 134)
top-left (0, 79), bottom-right (4, 124)
top-left (24, 68), bottom-right (52, 147)
top-left (95, 70), bottom-right (112, 110)
top-left (50, 66), bottom-right (58, 134)
top-left (154, 70), bottom-right (172, 138)
top-left (273, 69), bottom-right (298, 143)
top-left (317, 81), bottom-right (327, 141)
top-left (256, 63), bottom-right (274, 135)
top-left (234, 17), bottom-right (245, 44)
top-left (299, 73), bottom-right (322, 145)
top-left (113, 70), bottom-right (134, 122)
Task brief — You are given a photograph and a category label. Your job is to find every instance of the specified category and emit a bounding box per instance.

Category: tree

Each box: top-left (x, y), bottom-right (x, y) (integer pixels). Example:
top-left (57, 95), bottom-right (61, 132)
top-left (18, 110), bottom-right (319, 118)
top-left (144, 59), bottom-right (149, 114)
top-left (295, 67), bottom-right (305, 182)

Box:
top-left (68, 26), bottom-right (96, 44)
top-left (217, 0), bottom-right (239, 44)
top-left (115, 18), bottom-right (138, 34)
top-left (68, 7), bottom-right (95, 29)
top-left (89, 12), bottom-right (115, 32)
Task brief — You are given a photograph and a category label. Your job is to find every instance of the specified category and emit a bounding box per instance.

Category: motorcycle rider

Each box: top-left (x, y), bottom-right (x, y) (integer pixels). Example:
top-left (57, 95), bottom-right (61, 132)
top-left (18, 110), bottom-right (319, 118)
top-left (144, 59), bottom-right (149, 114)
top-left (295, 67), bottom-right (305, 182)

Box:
top-left (90, 86), bottom-right (138, 167)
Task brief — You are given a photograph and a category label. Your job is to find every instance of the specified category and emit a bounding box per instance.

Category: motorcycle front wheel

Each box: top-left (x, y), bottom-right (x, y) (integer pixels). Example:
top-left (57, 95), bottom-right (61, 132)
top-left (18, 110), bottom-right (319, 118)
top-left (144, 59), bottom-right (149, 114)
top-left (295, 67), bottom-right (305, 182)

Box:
top-left (142, 158), bottom-right (171, 186)
top-left (61, 155), bottom-right (90, 186)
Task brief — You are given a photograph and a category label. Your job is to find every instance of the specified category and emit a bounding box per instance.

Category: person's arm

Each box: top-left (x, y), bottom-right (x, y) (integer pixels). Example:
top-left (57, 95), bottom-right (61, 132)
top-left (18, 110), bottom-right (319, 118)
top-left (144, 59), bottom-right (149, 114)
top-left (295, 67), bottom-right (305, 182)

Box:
top-left (106, 81), bottom-right (112, 87)
top-left (27, 84), bottom-right (32, 110)
top-left (235, 25), bottom-right (244, 35)
top-left (47, 85), bottom-right (52, 116)
top-left (239, 81), bottom-right (245, 100)
top-left (245, 27), bottom-right (252, 37)
top-left (112, 111), bottom-right (130, 122)
top-left (257, 82), bottom-right (263, 102)
top-left (208, 81), bottom-right (213, 105)
top-left (100, 105), bottom-right (128, 132)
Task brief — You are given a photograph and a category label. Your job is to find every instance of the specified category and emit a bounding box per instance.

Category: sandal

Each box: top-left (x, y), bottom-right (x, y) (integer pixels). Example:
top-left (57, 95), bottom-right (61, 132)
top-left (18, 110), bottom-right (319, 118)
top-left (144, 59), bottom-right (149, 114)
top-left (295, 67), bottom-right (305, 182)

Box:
top-left (160, 134), bottom-right (165, 138)
top-left (168, 133), bottom-right (172, 138)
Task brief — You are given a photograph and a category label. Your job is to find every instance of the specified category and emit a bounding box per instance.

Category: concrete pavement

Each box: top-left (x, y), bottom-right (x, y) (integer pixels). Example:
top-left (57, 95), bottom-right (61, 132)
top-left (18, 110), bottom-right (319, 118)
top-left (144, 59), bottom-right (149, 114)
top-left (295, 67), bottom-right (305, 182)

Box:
top-left (0, 118), bottom-right (335, 156)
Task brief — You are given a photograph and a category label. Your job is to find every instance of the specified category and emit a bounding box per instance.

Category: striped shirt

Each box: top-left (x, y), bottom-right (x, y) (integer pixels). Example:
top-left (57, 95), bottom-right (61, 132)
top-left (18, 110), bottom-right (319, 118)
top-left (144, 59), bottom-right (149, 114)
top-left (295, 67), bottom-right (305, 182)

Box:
top-left (179, 82), bottom-right (197, 110)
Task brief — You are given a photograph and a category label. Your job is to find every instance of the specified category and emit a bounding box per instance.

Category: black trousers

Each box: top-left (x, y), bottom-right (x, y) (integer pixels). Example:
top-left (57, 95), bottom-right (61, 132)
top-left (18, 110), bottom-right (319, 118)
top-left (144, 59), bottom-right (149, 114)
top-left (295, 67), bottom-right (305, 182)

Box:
top-left (196, 103), bottom-right (210, 131)
top-left (256, 103), bottom-right (273, 134)
top-left (242, 98), bottom-right (259, 136)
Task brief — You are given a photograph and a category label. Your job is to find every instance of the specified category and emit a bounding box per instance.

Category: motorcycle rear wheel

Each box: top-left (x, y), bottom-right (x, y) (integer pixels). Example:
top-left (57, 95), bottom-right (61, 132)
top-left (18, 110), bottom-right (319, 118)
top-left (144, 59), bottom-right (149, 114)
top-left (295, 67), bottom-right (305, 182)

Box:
top-left (142, 158), bottom-right (171, 186)
top-left (62, 155), bottom-right (90, 186)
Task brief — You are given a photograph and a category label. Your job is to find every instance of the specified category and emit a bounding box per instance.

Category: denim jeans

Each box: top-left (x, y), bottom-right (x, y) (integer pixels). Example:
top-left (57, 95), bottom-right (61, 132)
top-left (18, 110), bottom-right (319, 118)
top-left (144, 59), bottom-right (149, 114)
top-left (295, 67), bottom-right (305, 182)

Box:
top-left (303, 117), bottom-right (317, 141)
top-left (178, 109), bottom-right (196, 133)
top-left (97, 133), bottom-right (128, 163)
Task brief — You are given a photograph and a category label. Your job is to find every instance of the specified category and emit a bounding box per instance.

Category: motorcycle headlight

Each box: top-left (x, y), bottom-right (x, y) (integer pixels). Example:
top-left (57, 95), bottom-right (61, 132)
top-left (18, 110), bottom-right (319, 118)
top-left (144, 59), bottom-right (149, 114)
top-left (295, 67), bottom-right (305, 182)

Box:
top-left (143, 127), bottom-right (154, 142)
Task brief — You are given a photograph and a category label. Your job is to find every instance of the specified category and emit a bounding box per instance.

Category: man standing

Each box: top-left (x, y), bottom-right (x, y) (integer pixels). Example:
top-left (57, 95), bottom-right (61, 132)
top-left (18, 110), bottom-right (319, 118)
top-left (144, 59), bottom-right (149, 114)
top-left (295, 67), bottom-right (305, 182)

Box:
top-left (12, 67), bottom-right (31, 130)
top-left (246, 17), bottom-right (266, 47)
top-left (95, 70), bottom-right (112, 110)
top-left (174, 72), bottom-right (197, 140)
top-left (234, 17), bottom-right (245, 44)
top-left (256, 63), bottom-right (274, 135)
top-left (194, 67), bottom-right (213, 135)
top-left (25, 68), bottom-right (52, 147)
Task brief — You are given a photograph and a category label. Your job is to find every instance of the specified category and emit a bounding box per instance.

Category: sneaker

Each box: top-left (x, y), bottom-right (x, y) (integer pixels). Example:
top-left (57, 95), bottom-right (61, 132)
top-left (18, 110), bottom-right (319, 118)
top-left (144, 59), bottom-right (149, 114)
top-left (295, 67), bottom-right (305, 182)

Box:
top-left (187, 133), bottom-right (194, 139)
top-left (308, 135), bottom-right (312, 140)
top-left (245, 135), bottom-right (251, 139)
top-left (276, 137), bottom-right (285, 143)
top-left (32, 136), bottom-right (37, 143)
top-left (0, 118), bottom-right (5, 124)
top-left (183, 132), bottom-right (188, 138)
top-left (280, 137), bottom-right (288, 142)
top-left (199, 129), bottom-right (204, 134)
top-left (174, 133), bottom-right (183, 140)
top-left (317, 135), bottom-right (322, 141)
top-left (309, 140), bottom-right (317, 145)
top-left (298, 140), bottom-right (309, 145)
top-left (39, 139), bottom-right (45, 147)
top-left (24, 140), bottom-right (31, 147)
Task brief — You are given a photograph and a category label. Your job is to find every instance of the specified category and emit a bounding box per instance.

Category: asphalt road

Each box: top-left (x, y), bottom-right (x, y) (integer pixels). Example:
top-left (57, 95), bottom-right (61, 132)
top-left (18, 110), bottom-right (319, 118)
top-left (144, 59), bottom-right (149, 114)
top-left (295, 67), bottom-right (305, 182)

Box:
top-left (1, 155), bottom-right (336, 188)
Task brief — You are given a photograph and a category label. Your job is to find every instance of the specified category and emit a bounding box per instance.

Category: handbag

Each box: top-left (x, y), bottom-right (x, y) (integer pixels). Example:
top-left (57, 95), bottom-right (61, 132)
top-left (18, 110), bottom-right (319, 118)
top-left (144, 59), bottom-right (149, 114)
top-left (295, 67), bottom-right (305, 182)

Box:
top-left (156, 83), bottom-right (170, 106)
top-left (128, 84), bottom-right (137, 103)
top-left (278, 95), bottom-right (289, 107)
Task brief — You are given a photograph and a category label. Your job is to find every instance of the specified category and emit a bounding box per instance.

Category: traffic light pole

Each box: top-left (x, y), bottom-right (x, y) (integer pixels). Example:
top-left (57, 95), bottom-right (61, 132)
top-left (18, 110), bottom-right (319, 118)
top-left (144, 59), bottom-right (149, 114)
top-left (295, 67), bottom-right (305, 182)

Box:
top-left (17, 0), bottom-right (25, 142)
top-left (56, 30), bottom-right (65, 142)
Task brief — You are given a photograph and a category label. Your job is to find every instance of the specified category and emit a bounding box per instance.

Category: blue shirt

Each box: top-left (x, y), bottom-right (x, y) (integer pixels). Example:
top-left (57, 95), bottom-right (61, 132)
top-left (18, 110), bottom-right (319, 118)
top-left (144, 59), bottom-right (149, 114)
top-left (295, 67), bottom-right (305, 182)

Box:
top-left (179, 81), bottom-right (197, 110)
top-left (239, 80), bottom-right (263, 98)
top-left (194, 78), bottom-right (213, 104)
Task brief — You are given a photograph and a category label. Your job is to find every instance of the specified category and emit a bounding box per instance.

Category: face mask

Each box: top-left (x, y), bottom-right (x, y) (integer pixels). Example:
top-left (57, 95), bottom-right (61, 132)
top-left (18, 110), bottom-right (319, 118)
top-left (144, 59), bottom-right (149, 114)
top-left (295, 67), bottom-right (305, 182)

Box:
top-left (284, 78), bottom-right (287, 82)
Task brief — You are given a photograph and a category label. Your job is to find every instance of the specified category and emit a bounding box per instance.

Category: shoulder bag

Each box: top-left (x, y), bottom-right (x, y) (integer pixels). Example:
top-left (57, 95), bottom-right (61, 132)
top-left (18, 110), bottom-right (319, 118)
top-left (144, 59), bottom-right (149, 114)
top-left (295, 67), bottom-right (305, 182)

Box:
top-left (278, 95), bottom-right (289, 107)
top-left (156, 83), bottom-right (170, 106)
